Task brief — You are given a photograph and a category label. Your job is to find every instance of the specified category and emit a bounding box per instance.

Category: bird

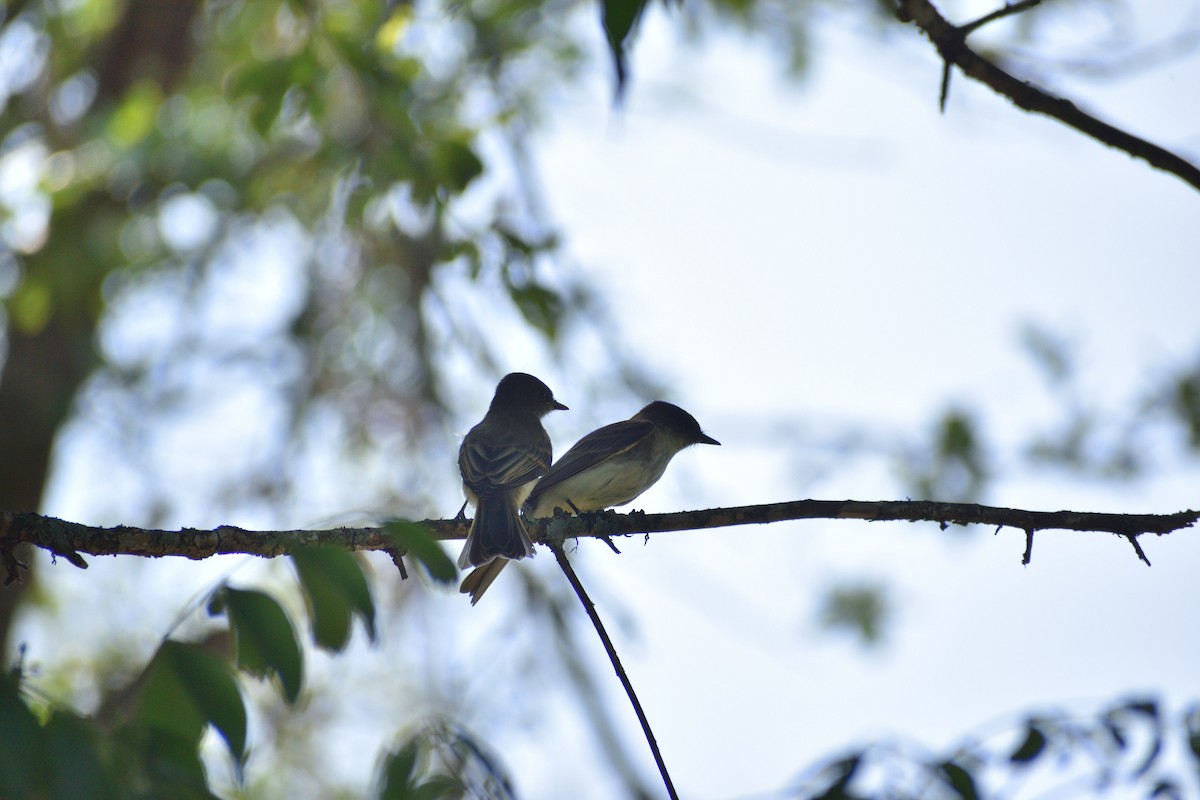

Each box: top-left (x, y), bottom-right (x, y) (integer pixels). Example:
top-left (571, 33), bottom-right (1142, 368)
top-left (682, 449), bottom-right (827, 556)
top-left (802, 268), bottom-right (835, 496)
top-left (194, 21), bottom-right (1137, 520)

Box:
top-left (527, 400), bottom-right (719, 517)
top-left (456, 372), bottom-right (567, 588)
top-left (460, 401), bottom-right (719, 604)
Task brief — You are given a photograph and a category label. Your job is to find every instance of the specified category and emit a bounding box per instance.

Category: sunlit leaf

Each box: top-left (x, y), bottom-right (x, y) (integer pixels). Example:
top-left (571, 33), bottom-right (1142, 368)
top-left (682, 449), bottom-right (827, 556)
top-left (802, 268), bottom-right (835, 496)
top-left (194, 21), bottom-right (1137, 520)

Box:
top-left (106, 80), bottom-right (162, 148)
top-left (292, 547), bottom-right (378, 652)
top-left (8, 280), bottom-right (54, 334)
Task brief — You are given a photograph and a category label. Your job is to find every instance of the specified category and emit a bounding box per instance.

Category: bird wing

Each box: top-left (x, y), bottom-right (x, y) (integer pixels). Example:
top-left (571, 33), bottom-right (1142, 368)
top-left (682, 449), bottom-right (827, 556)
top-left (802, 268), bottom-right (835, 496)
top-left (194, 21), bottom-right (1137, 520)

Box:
top-left (531, 418), bottom-right (654, 498)
top-left (459, 427), bottom-right (552, 494)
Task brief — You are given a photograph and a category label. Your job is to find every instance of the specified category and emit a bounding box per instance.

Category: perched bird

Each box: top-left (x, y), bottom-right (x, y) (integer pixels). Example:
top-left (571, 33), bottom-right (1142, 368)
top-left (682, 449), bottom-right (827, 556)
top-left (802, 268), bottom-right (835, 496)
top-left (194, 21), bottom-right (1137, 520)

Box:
top-left (456, 373), bottom-right (567, 580)
top-left (460, 401), bottom-right (719, 604)
top-left (527, 400), bottom-right (719, 517)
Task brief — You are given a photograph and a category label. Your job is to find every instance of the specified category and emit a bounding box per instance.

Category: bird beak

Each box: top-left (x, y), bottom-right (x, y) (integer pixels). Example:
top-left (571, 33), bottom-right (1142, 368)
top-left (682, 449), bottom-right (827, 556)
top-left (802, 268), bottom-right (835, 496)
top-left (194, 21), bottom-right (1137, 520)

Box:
top-left (697, 433), bottom-right (720, 446)
top-left (553, 400), bottom-right (569, 411)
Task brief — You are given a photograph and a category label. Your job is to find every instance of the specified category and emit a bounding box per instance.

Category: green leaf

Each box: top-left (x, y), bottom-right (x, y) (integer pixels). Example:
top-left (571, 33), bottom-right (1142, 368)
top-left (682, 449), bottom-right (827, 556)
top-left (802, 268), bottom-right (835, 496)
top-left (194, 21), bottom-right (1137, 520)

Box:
top-left (377, 737), bottom-right (462, 800)
top-left (430, 139), bottom-right (483, 193)
top-left (600, 0), bottom-right (649, 92)
top-left (0, 672), bottom-right (52, 798)
top-left (819, 585), bottom-right (888, 645)
top-left (813, 755), bottom-right (861, 799)
top-left (120, 722), bottom-right (214, 798)
top-left (508, 280), bottom-right (564, 341)
top-left (378, 739), bottom-right (420, 799)
top-left (291, 547), bottom-right (378, 652)
top-left (8, 279), bottom-right (54, 335)
top-left (106, 80), bottom-right (162, 148)
top-left (44, 711), bottom-right (109, 800)
top-left (213, 587), bottom-right (304, 704)
top-left (1185, 705), bottom-right (1200, 767)
top-left (1009, 724), bottom-right (1047, 764)
top-left (136, 640), bottom-right (247, 767)
top-left (386, 520), bottom-right (457, 585)
top-left (939, 760), bottom-right (979, 800)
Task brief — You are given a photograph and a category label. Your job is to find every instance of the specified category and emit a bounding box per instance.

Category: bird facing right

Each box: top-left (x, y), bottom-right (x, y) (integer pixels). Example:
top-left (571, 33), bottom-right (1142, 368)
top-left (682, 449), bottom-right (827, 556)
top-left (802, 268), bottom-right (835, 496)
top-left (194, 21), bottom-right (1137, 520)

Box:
top-left (526, 401), bottom-right (720, 518)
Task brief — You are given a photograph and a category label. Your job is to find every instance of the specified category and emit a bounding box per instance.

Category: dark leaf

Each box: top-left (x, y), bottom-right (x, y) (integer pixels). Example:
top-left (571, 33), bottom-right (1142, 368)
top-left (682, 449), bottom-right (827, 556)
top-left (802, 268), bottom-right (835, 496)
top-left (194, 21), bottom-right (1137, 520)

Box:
top-left (136, 640), bottom-right (247, 767)
top-left (601, 0), bottom-right (649, 93)
top-left (1150, 779), bottom-right (1181, 799)
top-left (818, 585), bottom-right (888, 645)
top-left (1010, 724), bottom-right (1047, 764)
top-left (411, 775), bottom-right (464, 800)
top-left (430, 139), bottom-right (483, 193)
top-left (0, 673), bottom-right (52, 798)
top-left (1105, 716), bottom-right (1128, 750)
top-left (378, 737), bottom-right (463, 800)
top-left (44, 711), bottom-right (110, 800)
top-left (1185, 705), bottom-right (1200, 767)
top-left (291, 547), bottom-right (378, 651)
top-left (213, 587), bottom-right (304, 704)
top-left (939, 760), bottom-right (980, 800)
top-left (813, 755), bottom-right (862, 799)
top-left (378, 739), bottom-right (420, 799)
top-left (508, 280), bottom-right (564, 341)
top-left (1123, 699), bottom-right (1160, 720)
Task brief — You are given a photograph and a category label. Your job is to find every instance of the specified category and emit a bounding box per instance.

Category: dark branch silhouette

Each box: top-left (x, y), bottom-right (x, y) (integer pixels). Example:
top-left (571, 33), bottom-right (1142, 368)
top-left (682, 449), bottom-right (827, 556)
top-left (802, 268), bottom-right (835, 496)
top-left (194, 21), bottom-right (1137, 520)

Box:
top-left (2, 500), bottom-right (1194, 583)
top-left (550, 542), bottom-right (679, 800)
top-left (896, 0), bottom-right (1200, 192)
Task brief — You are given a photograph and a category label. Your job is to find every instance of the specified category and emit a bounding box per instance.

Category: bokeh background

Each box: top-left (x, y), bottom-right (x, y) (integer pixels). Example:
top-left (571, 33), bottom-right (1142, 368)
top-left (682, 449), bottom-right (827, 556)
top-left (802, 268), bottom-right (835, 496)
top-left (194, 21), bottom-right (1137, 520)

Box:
top-left (2, 0), bottom-right (1199, 797)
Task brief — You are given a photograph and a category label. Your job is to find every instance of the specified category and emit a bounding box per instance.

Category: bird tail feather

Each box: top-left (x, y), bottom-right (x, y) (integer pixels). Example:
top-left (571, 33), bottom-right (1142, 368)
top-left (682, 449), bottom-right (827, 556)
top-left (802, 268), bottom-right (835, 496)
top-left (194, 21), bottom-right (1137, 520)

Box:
top-left (458, 496), bottom-right (534, 568)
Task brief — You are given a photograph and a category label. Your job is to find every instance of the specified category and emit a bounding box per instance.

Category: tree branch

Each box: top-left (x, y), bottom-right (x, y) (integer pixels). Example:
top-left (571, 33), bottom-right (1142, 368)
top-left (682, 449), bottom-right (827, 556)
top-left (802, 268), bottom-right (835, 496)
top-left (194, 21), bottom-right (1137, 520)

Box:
top-left (2, 500), bottom-right (1193, 583)
top-left (895, 0), bottom-right (1200, 193)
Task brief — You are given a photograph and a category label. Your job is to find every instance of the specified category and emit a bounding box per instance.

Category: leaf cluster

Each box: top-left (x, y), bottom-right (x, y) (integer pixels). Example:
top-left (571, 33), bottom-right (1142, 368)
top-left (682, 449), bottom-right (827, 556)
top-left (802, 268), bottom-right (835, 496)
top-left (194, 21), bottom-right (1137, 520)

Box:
top-left (801, 698), bottom-right (1200, 800)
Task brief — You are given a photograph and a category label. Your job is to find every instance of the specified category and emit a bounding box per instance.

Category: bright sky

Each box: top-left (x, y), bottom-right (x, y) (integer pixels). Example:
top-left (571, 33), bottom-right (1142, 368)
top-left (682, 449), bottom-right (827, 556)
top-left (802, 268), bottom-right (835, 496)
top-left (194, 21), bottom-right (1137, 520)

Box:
top-left (19, 3), bottom-right (1200, 799)
top-left (514, 4), bottom-right (1200, 798)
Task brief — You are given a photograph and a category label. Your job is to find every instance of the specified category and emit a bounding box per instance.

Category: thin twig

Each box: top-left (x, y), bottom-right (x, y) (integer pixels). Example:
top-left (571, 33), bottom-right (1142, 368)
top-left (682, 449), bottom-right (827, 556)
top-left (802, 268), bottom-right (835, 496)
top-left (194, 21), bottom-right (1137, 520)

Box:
top-left (549, 542), bottom-right (679, 800)
top-left (960, 0), bottom-right (1043, 36)
top-left (1123, 534), bottom-right (1151, 566)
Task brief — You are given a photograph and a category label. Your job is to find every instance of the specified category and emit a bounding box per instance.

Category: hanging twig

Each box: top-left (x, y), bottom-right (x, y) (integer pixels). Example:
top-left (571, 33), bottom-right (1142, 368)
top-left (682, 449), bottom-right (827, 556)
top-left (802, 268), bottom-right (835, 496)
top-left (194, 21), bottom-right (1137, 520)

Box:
top-left (549, 541), bottom-right (679, 800)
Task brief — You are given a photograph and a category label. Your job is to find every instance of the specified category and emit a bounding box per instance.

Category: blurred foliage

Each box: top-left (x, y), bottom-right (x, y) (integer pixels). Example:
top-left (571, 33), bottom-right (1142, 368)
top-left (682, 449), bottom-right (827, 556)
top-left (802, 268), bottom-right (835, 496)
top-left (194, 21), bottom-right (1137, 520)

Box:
top-left (2, 542), bottom-right (381, 799)
top-left (0, 0), bottom-right (641, 531)
top-left (899, 407), bottom-right (988, 503)
top-left (800, 697), bottom-right (1200, 800)
top-left (376, 718), bottom-right (517, 800)
top-left (818, 582), bottom-right (889, 646)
